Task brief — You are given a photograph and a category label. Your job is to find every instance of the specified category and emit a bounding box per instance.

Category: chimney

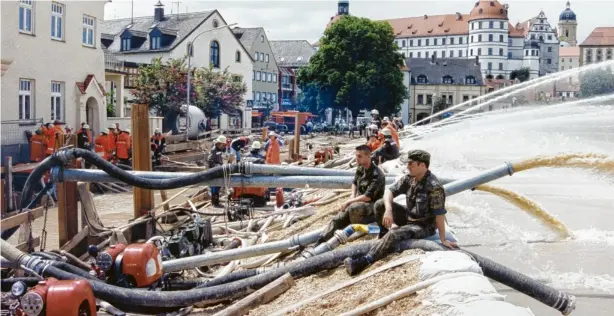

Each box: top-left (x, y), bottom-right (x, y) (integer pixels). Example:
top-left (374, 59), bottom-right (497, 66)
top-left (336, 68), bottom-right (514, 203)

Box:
top-left (154, 1), bottom-right (165, 22)
top-left (456, 12), bottom-right (461, 20)
top-left (475, 55), bottom-right (480, 66)
top-left (431, 53), bottom-right (436, 64)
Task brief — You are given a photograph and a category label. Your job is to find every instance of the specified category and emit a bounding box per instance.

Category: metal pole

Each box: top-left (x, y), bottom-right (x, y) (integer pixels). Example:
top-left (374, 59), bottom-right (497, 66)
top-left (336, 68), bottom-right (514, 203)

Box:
top-left (186, 52), bottom-right (191, 141)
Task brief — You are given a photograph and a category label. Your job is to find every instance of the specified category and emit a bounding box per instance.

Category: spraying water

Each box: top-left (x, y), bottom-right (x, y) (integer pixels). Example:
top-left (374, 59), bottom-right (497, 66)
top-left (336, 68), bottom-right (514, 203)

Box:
top-left (474, 184), bottom-right (571, 238)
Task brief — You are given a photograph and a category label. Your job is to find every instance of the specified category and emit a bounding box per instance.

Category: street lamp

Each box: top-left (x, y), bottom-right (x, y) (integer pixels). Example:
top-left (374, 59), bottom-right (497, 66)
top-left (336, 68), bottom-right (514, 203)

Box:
top-left (185, 22), bottom-right (237, 139)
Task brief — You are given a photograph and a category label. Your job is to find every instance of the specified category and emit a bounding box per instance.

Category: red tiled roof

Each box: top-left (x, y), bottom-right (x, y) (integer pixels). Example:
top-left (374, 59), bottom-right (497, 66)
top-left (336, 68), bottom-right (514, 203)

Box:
top-left (76, 74), bottom-right (105, 95)
top-left (469, 0), bottom-right (509, 21)
top-left (386, 13), bottom-right (469, 38)
top-left (580, 27), bottom-right (614, 46)
top-left (559, 46), bottom-right (580, 57)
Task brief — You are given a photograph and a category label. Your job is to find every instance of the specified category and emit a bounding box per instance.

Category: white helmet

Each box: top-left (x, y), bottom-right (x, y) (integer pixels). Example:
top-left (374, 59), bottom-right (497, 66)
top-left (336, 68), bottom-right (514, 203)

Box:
top-left (369, 124), bottom-right (378, 130)
top-left (251, 141), bottom-right (262, 150)
top-left (215, 135), bottom-right (227, 144)
top-left (383, 117), bottom-right (390, 122)
top-left (124, 129), bottom-right (131, 134)
top-left (101, 129), bottom-right (109, 134)
top-left (268, 131), bottom-right (277, 138)
top-left (108, 124), bottom-right (116, 129)
top-left (381, 128), bottom-right (392, 137)
top-left (83, 124), bottom-right (90, 129)
top-left (154, 128), bottom-right (161, 134)
top-left (371, 109), bottom-right (379, 115)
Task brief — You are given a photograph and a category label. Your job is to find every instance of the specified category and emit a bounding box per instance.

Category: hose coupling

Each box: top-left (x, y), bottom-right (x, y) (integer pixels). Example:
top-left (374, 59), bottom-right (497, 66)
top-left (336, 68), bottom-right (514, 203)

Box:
top-left (53, 149), bottom-right (75, 165)
top-left (504, 161), bottom-right (514, 176)
top-left (556, 291), bottom-right (576, 315)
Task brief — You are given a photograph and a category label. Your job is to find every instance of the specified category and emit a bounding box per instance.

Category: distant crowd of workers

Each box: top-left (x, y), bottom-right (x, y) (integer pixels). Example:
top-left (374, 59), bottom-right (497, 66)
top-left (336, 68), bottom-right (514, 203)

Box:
top-left (29, 120), bottom-right (167, 168)
top-left (364, 109), bottom-right (404, 166)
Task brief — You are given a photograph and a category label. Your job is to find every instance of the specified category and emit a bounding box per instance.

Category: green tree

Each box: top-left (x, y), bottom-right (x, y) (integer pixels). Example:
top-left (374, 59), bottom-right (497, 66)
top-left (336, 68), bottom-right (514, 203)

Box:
top-left (432, 96), bottom-right (448, 115)
top-left (510, 68), bottom-right (531, 82)
top-left (296, 16), bottom-right (407, 117)
top-left (193, 66), bottom-right (247, 118)
top-left (580, 67), bottom-right (614, 97)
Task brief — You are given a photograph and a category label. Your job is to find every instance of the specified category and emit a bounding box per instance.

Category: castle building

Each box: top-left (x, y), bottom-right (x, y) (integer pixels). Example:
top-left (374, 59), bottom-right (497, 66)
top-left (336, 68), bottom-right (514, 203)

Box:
top-left (315, 1), bottom-right (573, 80)
top-left (558, 1), bottom-right (578, 47)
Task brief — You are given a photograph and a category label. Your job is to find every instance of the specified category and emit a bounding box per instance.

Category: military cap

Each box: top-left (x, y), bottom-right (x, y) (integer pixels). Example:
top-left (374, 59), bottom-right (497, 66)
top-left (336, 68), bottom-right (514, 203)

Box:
top-left (406, 149), bottom-right (431, 165)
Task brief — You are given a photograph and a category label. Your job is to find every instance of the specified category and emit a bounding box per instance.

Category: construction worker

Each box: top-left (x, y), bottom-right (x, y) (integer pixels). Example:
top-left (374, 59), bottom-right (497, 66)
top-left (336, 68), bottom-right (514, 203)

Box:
top-left (394, 117), bottom-right (404, 130)
top-left (382, 117), bottom-right (400, 147)
top-left (264, 131), bottom-right (283, 165)
top-left (371, 109), bottom-right (381, 129)
top-left (107, 124), bottom-right (118, 154)
top-left (316, 144), bottom-right (386, 245)
top-left (151, 128), bottom-right (166, 167)
top-left (366, 133), bottom-right (381, 152)
top-left (229, 136), bottom-right (249, 162)
top-left (77, 122), bottom-right (92, 149)
top-left (116, 129), bottom-right (132, 166)
top-left (43, 122), bottom-right (57, 156)
top-left (207, 135), bottom-right (228, 207)
top-left (95, 129), bottom-right (110, 160)
top-left (76, 124), bottom-right (91, 168)
top-left (344, 150), bottom-right (456, 276)
top-left (29, 129), bottom-right (47, 162)
top-left (244, 141), bottom-right (265, 161)
top-left (64, 125), bottom-right (73, 135)
top-left (53, 120), bottom-right (65, 137)
top-left (372, 128), bottom-right (399, 165)
top-left (232, 140), bottom-right (268, 207)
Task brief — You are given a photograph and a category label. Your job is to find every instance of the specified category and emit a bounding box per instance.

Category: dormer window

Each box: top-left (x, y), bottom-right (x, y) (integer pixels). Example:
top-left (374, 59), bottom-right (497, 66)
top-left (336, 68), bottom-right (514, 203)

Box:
top-left (121, 38), bottom-right (131, 51)
top-left (442, 76), bottom-right (453, 84)
top-left (151, 36), bottom-right (161, 50)
top-left (465, 76), bottom-right (476, 84)
top-left (417, 75), bottom-right (428, 83)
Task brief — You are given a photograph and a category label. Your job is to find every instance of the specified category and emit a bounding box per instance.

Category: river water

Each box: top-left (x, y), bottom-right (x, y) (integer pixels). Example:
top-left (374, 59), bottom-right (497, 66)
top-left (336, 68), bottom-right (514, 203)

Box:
top-left (403, 102), bottom-right (614, 314)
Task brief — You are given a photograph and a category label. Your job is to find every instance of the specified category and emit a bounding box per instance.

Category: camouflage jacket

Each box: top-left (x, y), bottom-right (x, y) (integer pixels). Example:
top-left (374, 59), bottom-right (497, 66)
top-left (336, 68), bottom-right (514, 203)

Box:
top-left (353, 161), bottom-right (386, 202)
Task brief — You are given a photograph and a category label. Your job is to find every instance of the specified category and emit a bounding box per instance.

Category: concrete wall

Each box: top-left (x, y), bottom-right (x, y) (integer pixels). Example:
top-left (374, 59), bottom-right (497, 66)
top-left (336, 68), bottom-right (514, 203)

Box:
top-left (248, 28), bottom-right (279, 109)
top-left (1, 0), bottom-right (107, 137)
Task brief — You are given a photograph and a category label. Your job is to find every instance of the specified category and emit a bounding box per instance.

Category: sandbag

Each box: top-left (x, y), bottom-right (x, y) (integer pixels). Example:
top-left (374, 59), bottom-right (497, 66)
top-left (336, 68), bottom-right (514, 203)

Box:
top-left (422, 273), bottom-right (505, 305)
top-left (441, 300), bottom-right (536, 316)
top-left (419, 251), bottom-right (482, 281)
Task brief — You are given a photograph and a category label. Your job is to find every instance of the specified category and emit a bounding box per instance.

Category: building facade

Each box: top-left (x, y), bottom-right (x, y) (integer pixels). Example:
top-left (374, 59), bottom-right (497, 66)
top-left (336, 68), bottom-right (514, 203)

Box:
top-left (233, 27), bottom-right (280, 112)
top-left (1, 0), bottom-right (108, 151)
top-left (405, 57), bottom-right (487, 124)
top-left (318, 0), bottom-right (566, 80)
top-left (579, 27), bottom-right (614, 66)
top-left (270, 40), bottom-right (316, 110)
top-left (100, 3), bottom-right (254, 129)
top-left (558, 1), bottom-right (578, 47)
top-left (559, 46), bottom-right (580, 71)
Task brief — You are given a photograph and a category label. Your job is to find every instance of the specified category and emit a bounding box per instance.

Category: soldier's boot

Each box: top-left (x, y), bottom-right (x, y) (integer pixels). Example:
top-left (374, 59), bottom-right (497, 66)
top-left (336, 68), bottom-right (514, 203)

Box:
top-left (344, 256), bottom-right (371, 276)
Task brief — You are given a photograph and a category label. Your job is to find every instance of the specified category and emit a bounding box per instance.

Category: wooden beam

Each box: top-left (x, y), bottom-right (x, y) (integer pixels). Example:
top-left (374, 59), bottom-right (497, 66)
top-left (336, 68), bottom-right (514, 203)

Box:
top-left (1, 179), bottom-right (5, 216)
top-left (16, 237), bottom-right (40, 252)
top-left (213, 273), bottom-right (295, 316)
top-left (159, 191), bottom-right (170, 211)
top-left (0, 207), bottom-right (45, 232)
top-left (57, 135), bottom-right (79, 246)
top-left (294, 113), bottom-right (300, 161)
top-left (132, 103), bottom-right (154, 241)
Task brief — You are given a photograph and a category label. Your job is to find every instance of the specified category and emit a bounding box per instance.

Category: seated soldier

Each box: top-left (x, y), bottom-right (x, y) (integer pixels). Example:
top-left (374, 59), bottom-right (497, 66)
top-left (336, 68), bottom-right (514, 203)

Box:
top-left (372, 128), bottom-right (400, 165)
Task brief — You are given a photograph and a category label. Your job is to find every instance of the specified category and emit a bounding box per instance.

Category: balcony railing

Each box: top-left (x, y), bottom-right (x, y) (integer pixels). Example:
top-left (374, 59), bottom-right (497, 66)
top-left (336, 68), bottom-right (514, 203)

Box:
top-left (104, 51), bottom-right (125, 72)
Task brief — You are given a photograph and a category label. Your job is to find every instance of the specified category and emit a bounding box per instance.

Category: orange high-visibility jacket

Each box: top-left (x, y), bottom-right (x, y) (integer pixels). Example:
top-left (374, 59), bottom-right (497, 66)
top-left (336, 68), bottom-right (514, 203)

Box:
top-left (116, 133), bottom-right (131, 159)
top-left (30, 134), bottom-right (47, 162)
top-left (95, 134), bottom-right (111, 160)
top-left (367, 138), bottom-right (381, 152)
top-left (44, 127), bottom-right (57, 155)
top-left (54, 124), bottom-right (65, 136)
top-left (265, 139), bottom-right (281, 165)
top-left (108, 131), bottom-right (117, 152)
top-left (387, 125), bottom-right (400, 148)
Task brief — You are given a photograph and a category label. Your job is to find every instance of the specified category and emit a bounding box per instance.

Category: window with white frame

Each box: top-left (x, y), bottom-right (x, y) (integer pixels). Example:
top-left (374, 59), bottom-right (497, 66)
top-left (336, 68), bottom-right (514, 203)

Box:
top-left (268, 73), bottom-right (272, 82)
top-left (51, 2), bottom-right (64, 40)
top-left (19, 79), bottom-right (33, 120)
top-left (259, 53), bottom-right (264, 61)
top-left (256, 92), bottom-right (261, 101)
top-left (273, 74), bottom-right (277, 83)
top-left (82, 15), bottom-right (95, 46)
top-left (265, 54), bottom-right (269, 63)
top-left (19, 0), bottom-right (33, 33)
top-left (254, 52), bottom-right (259, 60)
top-left (51, 82), bottom-right (63, 121)
top-left (256, 71), bottom-right (261, 81)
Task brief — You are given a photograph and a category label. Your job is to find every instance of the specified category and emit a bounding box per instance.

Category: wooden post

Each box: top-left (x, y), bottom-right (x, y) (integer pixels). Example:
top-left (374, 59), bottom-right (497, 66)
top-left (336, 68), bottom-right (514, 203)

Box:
top-left (57, 135), bottom-right (79, 247)
top-left (293, 113), bottom-right (301, 161)
top-left (159, 191), bottom-right (170, 211)
top-left (131, 103), bottom-right (154, 240)
top-left (4, 156), bottom-right (14, 211)
top-left (261, 127), bottom-right (268, 143)
top-left (1, 179), bottom-right (5, 215)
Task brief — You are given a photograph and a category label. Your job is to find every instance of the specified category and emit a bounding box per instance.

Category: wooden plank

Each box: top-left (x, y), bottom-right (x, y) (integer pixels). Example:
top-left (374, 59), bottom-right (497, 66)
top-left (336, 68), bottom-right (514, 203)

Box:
top-left (16, 237), bottom-right (40, 252)
top-left (213, 273), bottom-right (295, 316)
top-left (0, 207), bottom-right (45, 231)
top-left (293, 113), bottom-right (300, 161)
top-left (57, 135), bottom-right (79, 246)
top-left (153, 187), bottom-right (190, 211)
top-left (60, 226), bottom-right (90, 252)
top-left (159, 191), bottom-right (170, 211)
top-left (0, 162), bottom-right (41, 174)
top-left (4, 157), bottom-right (14, 211)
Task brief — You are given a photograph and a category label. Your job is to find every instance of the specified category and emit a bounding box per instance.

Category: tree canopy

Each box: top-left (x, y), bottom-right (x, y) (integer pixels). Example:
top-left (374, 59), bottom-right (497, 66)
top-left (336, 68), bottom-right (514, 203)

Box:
top-left (510, 68), bottom-right (531, 82)
top-left (131, 57), bottom-right (246, 118)
top-left (580, 67), bottom-right (614, 98)
top-left (296, 16), bottom-right (408, 117)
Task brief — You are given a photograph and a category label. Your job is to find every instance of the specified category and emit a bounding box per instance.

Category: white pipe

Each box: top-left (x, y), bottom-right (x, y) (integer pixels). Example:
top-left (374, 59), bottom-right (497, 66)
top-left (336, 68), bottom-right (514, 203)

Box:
top-left (339, 272), bottom-right (476, 316)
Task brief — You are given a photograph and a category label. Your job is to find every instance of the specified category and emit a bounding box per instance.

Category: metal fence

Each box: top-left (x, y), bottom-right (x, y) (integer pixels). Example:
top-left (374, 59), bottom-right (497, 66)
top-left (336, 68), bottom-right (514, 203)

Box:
top-left (1, 118), bottom-right (42, 146)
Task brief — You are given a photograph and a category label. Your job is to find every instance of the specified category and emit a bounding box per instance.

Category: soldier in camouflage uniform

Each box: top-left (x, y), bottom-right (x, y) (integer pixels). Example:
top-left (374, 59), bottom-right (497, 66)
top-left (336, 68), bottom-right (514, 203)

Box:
top-left (316, 145), bottom-right (386, 244)
top-left (344, 149), bottom-right (457, 276)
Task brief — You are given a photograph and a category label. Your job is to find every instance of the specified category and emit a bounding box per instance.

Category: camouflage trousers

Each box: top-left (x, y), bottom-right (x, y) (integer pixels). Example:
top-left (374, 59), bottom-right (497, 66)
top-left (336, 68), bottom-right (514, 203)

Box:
top-left (318, 202), bottom-right (375, 244)
top-left (366, 199), bottom-right (434, 262)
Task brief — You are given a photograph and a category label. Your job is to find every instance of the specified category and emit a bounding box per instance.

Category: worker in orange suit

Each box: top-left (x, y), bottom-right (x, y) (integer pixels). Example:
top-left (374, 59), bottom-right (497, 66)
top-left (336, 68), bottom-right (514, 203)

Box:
top-left (381, 117), bottom-right (400, 148)
top-left (53, 120), bottom-right (65, 137)
top-left (29, 128), bottom-right (47, 162)
top-left (43, 122), bottom-right (58, 156)
top-left (264, 131), bottom-right (283, 165)
top-left (116, 129), bottom-right (132, 166)
top-left (107, 124), bottom-right (118, 154)
top-left (94, 129), bottom-right (110, 160)
top-left (367, 133), bottom-right (381, 152)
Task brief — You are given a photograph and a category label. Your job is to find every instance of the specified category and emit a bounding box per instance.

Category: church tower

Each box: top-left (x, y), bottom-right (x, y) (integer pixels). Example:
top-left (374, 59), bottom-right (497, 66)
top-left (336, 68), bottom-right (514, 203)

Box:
top-left (558, 1), bottom-right (578, 46)
top-left (338, 0), bottom-right (349, 16)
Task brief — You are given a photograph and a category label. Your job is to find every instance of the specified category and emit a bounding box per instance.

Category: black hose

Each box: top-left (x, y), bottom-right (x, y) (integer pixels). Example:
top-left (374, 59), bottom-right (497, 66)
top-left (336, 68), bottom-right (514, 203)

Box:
top-left (49, 261), bottom-right (97, 280)
top-left (461, 249), bottom-right (575, 314)
top-left (116, 164), bottom-right (132, 170)
top-left (19, 149), bottom-right (244, 209)
top-left (1, 277), bottom-right (41, 291)
top-left (30, 251), bottom-right (63, 261)
top-left (1, 181), bottom-right (54, 241)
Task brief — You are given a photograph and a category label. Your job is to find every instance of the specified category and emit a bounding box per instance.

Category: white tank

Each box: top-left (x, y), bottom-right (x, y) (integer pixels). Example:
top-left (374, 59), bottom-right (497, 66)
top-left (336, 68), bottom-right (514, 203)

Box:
top-left (177, 105), bottom-right (207, 139)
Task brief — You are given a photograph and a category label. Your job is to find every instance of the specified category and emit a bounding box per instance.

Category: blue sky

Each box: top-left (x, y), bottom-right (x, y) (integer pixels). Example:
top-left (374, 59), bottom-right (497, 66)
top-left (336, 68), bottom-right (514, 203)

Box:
top-left (104, 0), bottom-right (612, 44)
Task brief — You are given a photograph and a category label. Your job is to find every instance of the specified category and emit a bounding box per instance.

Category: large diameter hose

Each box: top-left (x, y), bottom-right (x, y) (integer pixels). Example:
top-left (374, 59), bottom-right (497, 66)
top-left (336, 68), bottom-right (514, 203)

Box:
top-left (443, 162), bottom-right (514, 196)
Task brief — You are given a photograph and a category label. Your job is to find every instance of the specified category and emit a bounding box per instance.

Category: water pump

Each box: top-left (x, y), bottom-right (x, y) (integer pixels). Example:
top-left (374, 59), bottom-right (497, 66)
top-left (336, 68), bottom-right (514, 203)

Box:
top-left (18, 278), bottom-right (96, 316)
